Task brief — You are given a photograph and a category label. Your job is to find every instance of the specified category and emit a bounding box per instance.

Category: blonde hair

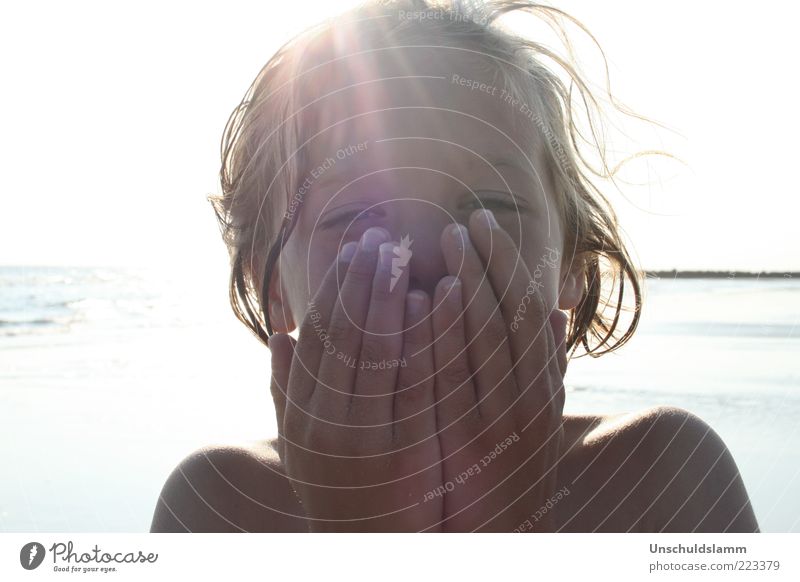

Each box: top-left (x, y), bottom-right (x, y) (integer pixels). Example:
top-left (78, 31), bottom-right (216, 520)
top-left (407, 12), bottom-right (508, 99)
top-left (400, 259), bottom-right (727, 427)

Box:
top-left (210, 0), bottom-right (647, 357)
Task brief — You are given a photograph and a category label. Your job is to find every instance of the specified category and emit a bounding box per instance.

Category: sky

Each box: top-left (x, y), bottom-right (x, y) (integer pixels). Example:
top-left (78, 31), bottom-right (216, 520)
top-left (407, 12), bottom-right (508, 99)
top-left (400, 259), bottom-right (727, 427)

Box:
top-left (1, 0), bottom-right (798, 272)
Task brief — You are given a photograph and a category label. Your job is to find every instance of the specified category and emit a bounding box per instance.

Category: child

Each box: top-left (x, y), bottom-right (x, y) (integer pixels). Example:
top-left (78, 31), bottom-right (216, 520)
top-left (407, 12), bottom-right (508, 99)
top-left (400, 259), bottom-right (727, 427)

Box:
top-left (151, 0), bottom-right (758, 532)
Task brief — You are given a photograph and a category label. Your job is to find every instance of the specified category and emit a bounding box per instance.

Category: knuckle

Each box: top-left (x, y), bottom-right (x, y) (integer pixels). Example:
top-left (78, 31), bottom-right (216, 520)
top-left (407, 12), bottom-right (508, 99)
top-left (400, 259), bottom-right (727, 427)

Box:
top-left (396, 384), bottom-right (424, 409)
top-left (284, 405), bottom-right (312, 441)
top-left (282, 415), bottom-right (312, 446)
top-left (397, 373), bottom-right (429, 404)
top-left (300, 414), bottom-right (342, 450)
top-left (495, 234), bottom-right (520, 258)
top-left (359, 334), bottom-right (389, 367)
top-left (481, 314), bottom-right (509, 347)
top-left (345, 259), bottom-right (376, 286)
top-left (368, 276), bottom-right (395, 304)
top-left (326, 314), bottom-right (354, 345)
top-left (269, 374), bottom-right (286, 398)
top-left (444, 305), bottom-right (466, 335)
top-left (404, 317), bottom-right (431, 348)
top-left (302, 425), bottom-right (330, 452)
top-left (523, 284), bottom-right (547, 314)
top-left (438, 358), bottom-right (472, 386)
top-left (460, 258), bottom-right (484, 280)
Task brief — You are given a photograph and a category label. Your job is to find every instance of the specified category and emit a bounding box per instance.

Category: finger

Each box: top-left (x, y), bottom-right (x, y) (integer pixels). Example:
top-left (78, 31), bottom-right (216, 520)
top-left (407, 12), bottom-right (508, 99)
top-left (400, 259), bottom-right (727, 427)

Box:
top-left (393, 290), bottom-right (437, 443)
top-left (349, 239), bottom-right (410, 425)
top-left (526, 307), bottom-right (566, 435)
top-left (432, 275), bottom-right (479, 440)
top-left (467, 209), bottom-right (558, 421)
top-left (268, 332), bottom-right (296, 459)
top-left (268, 332), bottom-right (294, 427)
top-left (312, 227), bottom-right (388, 422)
top-left (286, 246), bottom-right (353, 409)
top-left (549, 309), bottom-right (569, 378)
top-left (546, 314), bottom-right (567, 418)
top-left (440, 222), bottom-right (516, 422)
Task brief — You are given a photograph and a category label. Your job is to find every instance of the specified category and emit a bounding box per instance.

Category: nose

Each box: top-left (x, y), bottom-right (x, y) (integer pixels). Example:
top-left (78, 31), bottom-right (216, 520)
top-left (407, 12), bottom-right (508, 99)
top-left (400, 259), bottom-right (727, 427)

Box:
top-left (387, 200), bottom-right (455, 299)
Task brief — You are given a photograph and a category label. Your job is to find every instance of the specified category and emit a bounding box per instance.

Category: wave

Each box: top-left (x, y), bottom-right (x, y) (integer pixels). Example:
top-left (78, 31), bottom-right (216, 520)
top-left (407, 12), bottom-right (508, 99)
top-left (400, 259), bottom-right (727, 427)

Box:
top-left (0, 318), bottom-right (61, 327)
top-left (648, 322), bottom-right (798, 339)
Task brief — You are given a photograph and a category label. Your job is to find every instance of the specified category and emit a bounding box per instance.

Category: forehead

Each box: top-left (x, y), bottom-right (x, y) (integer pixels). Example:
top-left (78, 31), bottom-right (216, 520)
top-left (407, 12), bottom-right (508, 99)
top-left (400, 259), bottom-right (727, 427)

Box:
top-left (297, 45), bottom-right (545, 170)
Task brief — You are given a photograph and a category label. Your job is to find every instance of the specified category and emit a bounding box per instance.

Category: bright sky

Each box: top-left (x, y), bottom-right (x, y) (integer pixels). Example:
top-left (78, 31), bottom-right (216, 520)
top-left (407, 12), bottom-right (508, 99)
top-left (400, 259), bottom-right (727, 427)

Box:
top-left (1, 0), bottom-right (797, 271)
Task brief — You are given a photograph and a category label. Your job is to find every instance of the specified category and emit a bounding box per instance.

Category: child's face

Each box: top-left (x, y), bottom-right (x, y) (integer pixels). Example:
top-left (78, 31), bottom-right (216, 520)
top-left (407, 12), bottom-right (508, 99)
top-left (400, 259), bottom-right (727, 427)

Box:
top-left (270, 48), bottom-right (578, 331)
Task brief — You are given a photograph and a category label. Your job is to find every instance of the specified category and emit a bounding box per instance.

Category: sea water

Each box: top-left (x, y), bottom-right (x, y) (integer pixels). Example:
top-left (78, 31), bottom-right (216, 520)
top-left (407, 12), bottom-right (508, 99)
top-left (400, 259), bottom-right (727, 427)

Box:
top-left (1, 267), bottom-right (797, 531)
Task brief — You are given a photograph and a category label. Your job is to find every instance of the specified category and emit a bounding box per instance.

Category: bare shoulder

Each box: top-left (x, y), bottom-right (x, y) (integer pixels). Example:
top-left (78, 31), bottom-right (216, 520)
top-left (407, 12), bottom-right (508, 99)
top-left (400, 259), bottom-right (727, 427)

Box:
top-left (558, 406), bottom-right (759, 532)
top-left (150, 407), bottom-right (759, 533)
top-left (150, 439), bottom-right (306, 532)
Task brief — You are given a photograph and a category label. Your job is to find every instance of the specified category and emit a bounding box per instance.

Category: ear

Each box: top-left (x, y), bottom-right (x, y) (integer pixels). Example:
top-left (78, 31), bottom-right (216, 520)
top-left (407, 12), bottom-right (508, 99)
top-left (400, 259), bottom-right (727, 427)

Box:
top-left (558, 252), bottom-right (586, 311)
top-left (266, 260), bottom-right (296, 334)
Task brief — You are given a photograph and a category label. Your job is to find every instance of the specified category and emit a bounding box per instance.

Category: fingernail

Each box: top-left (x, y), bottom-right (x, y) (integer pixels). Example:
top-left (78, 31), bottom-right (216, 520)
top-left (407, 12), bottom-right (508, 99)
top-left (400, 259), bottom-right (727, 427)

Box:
top-left (447, 277), bottom-right (461, 305)
top-left (361, 227), bottom-right (388, 252)
top-left (406, 290), bottom-right (425, 315)
top-left (451, 224), bottom-right (469, 249)
top-left (339, 242), bottom-right (357, 263)
top-left (379, 241), bottom-right (396, 268)
top-left (480, 209), bottom-right (499, 229)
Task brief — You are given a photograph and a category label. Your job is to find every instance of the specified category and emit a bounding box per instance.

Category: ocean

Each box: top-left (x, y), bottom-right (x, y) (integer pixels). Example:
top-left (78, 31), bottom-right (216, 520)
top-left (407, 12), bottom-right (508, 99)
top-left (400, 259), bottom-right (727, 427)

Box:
top-left (1, 266), bottom-right (798, 532)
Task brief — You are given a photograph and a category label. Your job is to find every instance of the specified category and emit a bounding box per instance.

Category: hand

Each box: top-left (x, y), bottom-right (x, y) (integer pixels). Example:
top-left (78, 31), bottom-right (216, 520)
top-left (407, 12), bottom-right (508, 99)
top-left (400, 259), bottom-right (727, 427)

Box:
top-left (431, 208), bottom-right (568, 532)
top-left (268, 227), bottom-right (445, 531)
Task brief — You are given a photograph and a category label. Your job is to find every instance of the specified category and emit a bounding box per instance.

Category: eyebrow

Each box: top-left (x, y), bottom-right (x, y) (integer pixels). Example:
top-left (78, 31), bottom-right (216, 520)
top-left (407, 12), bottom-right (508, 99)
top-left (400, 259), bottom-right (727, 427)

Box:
top-left (474, 155), bottom-right (542, 180)
top-left (304, 152), bottom-right (367, 193)
top-left (306, 150), bottom-right (545, 196)
top-left (476, 155), bottom-right (549, 201)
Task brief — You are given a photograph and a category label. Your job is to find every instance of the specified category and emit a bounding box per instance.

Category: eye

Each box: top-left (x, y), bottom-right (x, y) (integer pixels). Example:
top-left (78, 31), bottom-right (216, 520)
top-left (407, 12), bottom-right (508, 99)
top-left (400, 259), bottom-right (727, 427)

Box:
top-left (320, 206), bottom-right (385, 229)
top-left (466, 191), bottom-right (525, 213)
